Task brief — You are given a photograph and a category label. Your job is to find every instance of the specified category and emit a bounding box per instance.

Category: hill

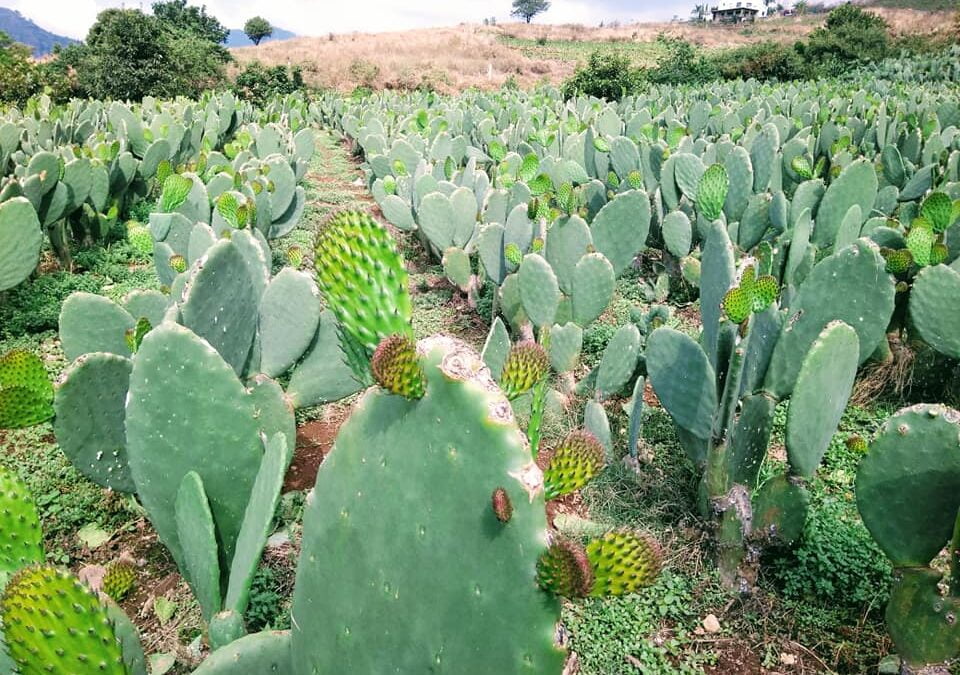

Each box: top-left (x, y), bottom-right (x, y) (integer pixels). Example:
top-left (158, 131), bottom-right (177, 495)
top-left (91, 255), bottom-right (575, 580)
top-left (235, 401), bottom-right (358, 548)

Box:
top-left (0, 8), bottom-right (76, 56)
top-left (226, 27), bottom-right (296, 47)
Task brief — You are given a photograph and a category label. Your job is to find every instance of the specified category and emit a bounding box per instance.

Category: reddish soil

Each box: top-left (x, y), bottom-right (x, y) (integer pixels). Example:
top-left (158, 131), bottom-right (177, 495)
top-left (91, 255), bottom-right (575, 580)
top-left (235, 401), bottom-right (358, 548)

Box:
top-left (283, 418), bottom-right (342, 492)
top-left (705, 640), bottom-right (764, 674)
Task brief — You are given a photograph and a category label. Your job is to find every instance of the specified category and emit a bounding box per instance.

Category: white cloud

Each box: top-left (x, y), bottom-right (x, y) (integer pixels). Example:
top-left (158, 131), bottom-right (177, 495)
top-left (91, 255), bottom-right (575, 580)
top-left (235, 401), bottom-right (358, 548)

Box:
top-left (4, 0), bottom-right (694, 40)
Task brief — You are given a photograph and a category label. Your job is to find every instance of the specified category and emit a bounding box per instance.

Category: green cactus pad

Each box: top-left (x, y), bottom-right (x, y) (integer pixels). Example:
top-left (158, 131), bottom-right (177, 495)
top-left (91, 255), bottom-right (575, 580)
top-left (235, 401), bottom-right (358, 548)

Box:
top-left (314, 210), bottom-right (413, 354)
top-left (645, 328), bottom-right (717, 442)
top-left (910, 264), bottom-right (960, 359)
top-left (790, 156), bottom-right (813, 180)
top-left (500, 340), bottom-right (549, 400)
top-left (175, 471), bottom-right (222, 623)
top-left (920, 191), bottom-right (953, 233)
top-left (906, 219), bottom-right (936, 267)
top-left (0, 197), bottom-right (43, 292)
top-left (193, 631), bottom-right (292, 674)
top-left (126, 323), bottom-right (262, 569)
top-left (53, 352), bottom-right (135, 493)
top-left (596, 324), bottom-right (641, 399)
top-left (856, 404), bottom-right (960, 567)
top-left (289, 337), bottom-right (564, 673)
top-left (102, 561), bottom-right (136, 602)
top-left (786, 321), bottom-right (860, 478)
top-left (590, 190), bottom-right (650, 277)
top-left (722, 287), bottom-right (753, 324)
top-left (59, 292), bottom-right (136, 362)
top-left (549, 322), bottom-right (583, 373)
top-left (286, 311), bottom-right (364, 408)
top-left (572, 252), bottom-right (615, 327)
top-left (885, 567), bottom-right (960, 668)
top-left (371, 335), bottom-right (425, 399)
top-left (543, 430), bottom-right (606, 500)
top-left (751, 474), bottom-right (810, 545)
top-left (0, 467), bottom-right (43, 577)
top-left (519, 254), bottom-right (560, 328)
top-left (1, 565), bottom-right (127, 675)
top-left (536, 539), bottom-right (595, 598)
top-left (586, 530), bottom-right (662, 596)
top-left (259, 269), bottom-right (322, 378)
top-left (697, 164), bottom-right (729, 222)
top-left (812, 158), bottom-right (878, 247)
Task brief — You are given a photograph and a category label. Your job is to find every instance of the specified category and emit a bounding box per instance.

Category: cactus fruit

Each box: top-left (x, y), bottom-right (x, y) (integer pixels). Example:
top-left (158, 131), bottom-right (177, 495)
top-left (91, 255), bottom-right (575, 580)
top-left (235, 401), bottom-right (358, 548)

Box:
top-left (0, 349), bottom-right (54, 429)
top-left (371, 335), bottom-right (425, 399)
top-left (536, 539), bottom-right (595, 597)
top-left (697, 164), bottom-right (728, 222)
top-left (1, 565), bottom-right (128, 675)
top-left (313, 210), bottom-right (413, 355)
top-left (586, 530), bottom-right (663, 596)
top-left (543, 430), bottom-right (606, 500)
top-left (499, 340), bottom-right (549, 399)
top-left (103, 561), bottom-right (136, 602)
top-left (491, 487), bottom-right (513, 523)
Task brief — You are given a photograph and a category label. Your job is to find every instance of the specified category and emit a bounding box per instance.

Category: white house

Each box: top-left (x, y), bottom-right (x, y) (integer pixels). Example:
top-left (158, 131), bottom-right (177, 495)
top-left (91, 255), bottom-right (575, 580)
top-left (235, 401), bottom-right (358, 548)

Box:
top-left (710, 0), bottom-right (769, 22)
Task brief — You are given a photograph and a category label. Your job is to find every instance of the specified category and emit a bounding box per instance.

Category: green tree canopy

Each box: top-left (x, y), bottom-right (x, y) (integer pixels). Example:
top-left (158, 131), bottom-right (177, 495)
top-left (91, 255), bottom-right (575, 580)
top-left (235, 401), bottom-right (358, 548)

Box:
top-left (243, 17), bottom-right (273, 46)
top-left (802, 3), bottom-right (890, 71)
top-left (151, 0), bottom-right (229, 43)
top-left (511, 0), bottom-right (551, 23)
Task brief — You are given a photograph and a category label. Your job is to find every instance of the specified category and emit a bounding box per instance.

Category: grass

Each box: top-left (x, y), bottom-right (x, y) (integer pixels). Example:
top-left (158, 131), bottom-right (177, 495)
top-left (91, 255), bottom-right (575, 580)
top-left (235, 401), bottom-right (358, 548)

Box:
top-left (497, 35), bottom-right (667, 68)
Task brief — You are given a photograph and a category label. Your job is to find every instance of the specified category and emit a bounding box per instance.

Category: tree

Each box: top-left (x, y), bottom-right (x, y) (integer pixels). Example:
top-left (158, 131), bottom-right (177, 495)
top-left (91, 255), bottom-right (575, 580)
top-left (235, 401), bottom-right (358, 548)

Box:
top-left (511, 0), bottom-right (550, 23)
top-left (244, 17), bottom-right (273, 46)
top-left (0, 31), bottom-right (41, 105)
top-left (152, 0), bottom-right (229, 43)
top-left (79, 9), bottom-right (169, 100)
top-left (803, 3), bottom-right (889, 72)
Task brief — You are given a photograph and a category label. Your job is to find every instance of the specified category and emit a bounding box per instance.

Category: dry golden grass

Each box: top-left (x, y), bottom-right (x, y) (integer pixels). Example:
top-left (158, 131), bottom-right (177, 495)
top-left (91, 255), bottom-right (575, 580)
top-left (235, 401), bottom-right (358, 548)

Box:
top-left (229, 8), bottom-right (956, 93)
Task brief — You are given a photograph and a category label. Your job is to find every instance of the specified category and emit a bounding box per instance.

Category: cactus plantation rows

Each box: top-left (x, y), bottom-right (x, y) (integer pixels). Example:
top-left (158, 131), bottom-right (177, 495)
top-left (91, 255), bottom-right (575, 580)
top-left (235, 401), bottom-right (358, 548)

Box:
top-left (0, 50), bottom-right (959, 674)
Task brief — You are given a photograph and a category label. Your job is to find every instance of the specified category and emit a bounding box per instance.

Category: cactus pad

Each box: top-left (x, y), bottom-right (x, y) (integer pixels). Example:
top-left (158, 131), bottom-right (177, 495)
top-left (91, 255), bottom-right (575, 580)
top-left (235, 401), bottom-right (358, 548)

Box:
top-left (722, 287), bottom-right (753, 324)
top-left (543, 430), bottom-right (606, 500)
top-left (882, 247), bottom-right (913, 274)
top-left (920, 191), bottom-right (953, 233)
top-left (697, 164), bottom-right (728, 222)
top-left (906, 219), bottom-right (935, 267)
top-left (371, 335), bottom-right (425, 399)
top-left (0, 467), bottom-right (43, 578)
top-left (1, 565), bottom-right (127, 675)
top-left (314, 210), bottom-right (413, 353)
top-left (159, 174), bottom-right (193, 213)
top-left (0, 350), bottom-right (53, 429)
top-left (585, 530), bottom-right (663, 596)
top-left (499, 340), bottom-right (549, 400)
top-left (536, 539), bottom-right (595, 598)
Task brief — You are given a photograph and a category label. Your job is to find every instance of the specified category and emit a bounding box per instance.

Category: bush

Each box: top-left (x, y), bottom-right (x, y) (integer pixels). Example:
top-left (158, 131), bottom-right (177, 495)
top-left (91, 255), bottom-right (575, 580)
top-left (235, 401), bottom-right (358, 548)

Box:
top-left (713, 41), bottom-right (809, 81)
top-left (561, 50), bottom-right (640, 101)
top-left (647, 35), bottom-right (718, 85)
top-left (233, 61), bottom-right (304, 105)
top-left (0, 31), bottom-right (42, 105)
top-left (802, 3), bottom-right (890, 74)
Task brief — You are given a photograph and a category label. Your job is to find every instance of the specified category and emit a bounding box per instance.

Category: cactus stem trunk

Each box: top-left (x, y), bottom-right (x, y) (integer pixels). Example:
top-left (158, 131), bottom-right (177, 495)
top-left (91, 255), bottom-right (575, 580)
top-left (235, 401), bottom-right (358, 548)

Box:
top-left (950, 507), bottom-right (960, 598)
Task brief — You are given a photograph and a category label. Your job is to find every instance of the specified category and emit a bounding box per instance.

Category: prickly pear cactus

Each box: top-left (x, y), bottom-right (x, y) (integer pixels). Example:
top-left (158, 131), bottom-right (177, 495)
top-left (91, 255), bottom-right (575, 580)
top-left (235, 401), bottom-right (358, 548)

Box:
top-left (289, 336), bottom-right (566, 673)
top-left (103, 561), bottom-right (136, 602)
top-left (0, 466), bottom-right (43, 580)
top-left (856, 405), bottom-right (960, 671)
top-left (0, 349), bottom-right (54, 429)
top-left (1, 566), bottom-right (128, 675)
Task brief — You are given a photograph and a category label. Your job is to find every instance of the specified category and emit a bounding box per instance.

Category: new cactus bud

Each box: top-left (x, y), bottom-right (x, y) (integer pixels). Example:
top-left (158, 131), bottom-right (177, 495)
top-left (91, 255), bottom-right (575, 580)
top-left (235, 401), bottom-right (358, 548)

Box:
top-left (607, 171), bottom-right (620, 188)
top-left (371, 335), bottom-right (425, 400)
top-left (499, 341), bottom-right (549, 400)
top-left (930, 242), bottom-right (949, 266)
top-left (697, 164), bottom-right (729, 222)
top-left (102, 560), bottom-right (136, 601)
top-left (906, 218), bottom-right (935, 267)
top-left (392, 159), bottom-right (408, 177)
top-left (536, 539), bottom-right (594, 598)
top-left (627, 170), bottom-right (643, 190)
top-left (287, 245), bottom-right (304, 268)
top-left (722, 286), bottom-right (752, 324)
top-left (159, 174), bottom-right (192, 213)
top-left (586, 530), bottom-right (662, 596)
top-left (491, 487), bottom-right (513, 523)
top-left (920, 191), bottom-right (953, 233)
top-left (593, 136), bottom-right (610, 153)
top-left (126, 222), bottom-right (153, 256)
top-left (529, 173), bottom-right (553, 197)
top-left (753, 275), bottom-right (779, 312)
top-left (169, 254), bottom-right (187, 274)
top-left (532, 237), bottom-right (545, 253)
top-left (504, 243), bottom-right (523, 267)
top-left (543, 430), bottom-right (606, 500)
top-left (155, 159), bottom-right (173, 186)
top-left (791, 155), bottom-right (814, 180)
top-left (680, 256), bottom-right (701, 285)
top-left (124, 317), bottom-right (152, 354)
top-left (882, 247), bottom-right (913, 275)
top-left (383, 175), bottom-right (397, 196)
top-left (845, 435), bottom-right (868, 454)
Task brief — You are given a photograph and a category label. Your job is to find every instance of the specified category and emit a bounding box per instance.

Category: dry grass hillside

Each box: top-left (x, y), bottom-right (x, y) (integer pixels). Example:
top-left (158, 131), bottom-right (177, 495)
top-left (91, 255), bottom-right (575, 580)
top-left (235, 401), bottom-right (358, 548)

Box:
top-left (230, 7), bottom-right (956, 93)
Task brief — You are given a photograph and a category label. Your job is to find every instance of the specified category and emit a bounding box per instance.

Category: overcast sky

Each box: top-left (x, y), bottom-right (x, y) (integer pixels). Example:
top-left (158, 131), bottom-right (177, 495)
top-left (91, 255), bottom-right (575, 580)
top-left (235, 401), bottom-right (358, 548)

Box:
top-left (2, 0), bottom-right (700, 40)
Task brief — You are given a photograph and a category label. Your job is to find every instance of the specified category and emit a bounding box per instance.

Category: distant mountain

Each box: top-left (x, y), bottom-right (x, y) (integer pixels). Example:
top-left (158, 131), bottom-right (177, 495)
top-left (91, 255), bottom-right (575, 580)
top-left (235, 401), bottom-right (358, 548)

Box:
top-left (226, 27), bottom-right (297, 47)
top-left (0, 8), bottom-right (76, 57)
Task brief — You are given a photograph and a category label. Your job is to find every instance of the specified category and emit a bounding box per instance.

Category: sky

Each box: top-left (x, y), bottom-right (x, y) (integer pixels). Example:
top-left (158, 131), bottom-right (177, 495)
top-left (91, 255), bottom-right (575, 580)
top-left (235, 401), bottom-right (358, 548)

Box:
top-left (1, 0), bottom-right (699, 40)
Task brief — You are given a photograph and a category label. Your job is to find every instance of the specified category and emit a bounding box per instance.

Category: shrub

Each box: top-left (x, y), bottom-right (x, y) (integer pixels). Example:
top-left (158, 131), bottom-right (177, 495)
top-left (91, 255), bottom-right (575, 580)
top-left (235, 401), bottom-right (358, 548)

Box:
top-left (713, 41), bottom-right (809, 81)
top-left (802, 3), bottom-right (890, 73)
top-left (234, 61), bottom-right (304, 105)
top-left (0, 31), bottom-right (42, 105)
top-left (647, 35), bottom-right (718, 85)
top-left (561, 50), bottom-right (640, 101)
